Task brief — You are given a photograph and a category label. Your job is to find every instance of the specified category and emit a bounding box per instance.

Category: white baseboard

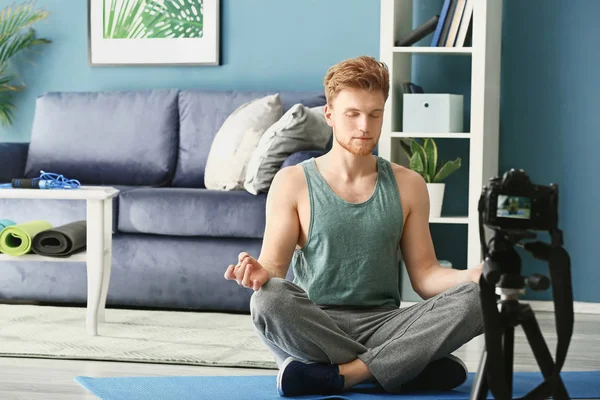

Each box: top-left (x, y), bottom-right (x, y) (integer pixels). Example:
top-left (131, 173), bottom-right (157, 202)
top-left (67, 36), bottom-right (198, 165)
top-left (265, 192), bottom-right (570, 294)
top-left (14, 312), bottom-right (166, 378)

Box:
top-left (525, 300), bottom-right (600, 315)
top-left (401, 300), bottom-right (600, 314)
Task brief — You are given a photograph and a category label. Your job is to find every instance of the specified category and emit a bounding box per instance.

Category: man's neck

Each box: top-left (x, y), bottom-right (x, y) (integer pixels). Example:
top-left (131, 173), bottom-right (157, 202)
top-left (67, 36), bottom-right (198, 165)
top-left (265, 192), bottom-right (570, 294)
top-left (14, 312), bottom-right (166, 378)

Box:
top-left (318, 148), bottom-right (377, 183)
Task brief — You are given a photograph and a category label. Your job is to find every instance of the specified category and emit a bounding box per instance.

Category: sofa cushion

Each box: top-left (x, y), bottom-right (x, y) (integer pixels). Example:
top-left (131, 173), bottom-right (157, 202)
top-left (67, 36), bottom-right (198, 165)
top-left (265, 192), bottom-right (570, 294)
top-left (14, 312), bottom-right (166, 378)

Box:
top-left (281, 150), bottom-right (328, 169)
top-left (204, 94), bottom-right (283, 191)
top-left (0, 234), bottom-right (271, 312)
top-left (117, 187), bottom-right (267, 238)
top-left (173, 90), bottom-right (326, 188)
top-left (244, 104), bottom-right (332, 195)
top-left (0, 142), bottom-right (28, 183)
top-left (24, 89), bottom-right (179, 186)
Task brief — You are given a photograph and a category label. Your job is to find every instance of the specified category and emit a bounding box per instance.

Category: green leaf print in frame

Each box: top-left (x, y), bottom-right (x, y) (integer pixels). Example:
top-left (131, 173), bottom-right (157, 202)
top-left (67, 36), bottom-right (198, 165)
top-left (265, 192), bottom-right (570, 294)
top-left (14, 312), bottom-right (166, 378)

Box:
top-left (88, 0), bottom-right (220, 65)
top-left (103, 0), bottom-right (204, 39)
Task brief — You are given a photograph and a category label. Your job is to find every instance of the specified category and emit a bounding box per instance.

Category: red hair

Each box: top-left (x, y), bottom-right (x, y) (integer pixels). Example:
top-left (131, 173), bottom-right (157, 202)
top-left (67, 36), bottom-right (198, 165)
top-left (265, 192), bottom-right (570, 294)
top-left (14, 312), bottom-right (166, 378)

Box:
top-left (323, 56), bottom-right (390, 106)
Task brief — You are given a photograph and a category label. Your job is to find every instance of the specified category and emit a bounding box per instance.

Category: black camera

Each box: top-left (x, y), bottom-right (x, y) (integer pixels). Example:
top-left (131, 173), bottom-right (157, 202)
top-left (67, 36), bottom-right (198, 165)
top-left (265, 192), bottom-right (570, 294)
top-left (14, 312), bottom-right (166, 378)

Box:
top-left (479, 169), bottom-right (558, 232)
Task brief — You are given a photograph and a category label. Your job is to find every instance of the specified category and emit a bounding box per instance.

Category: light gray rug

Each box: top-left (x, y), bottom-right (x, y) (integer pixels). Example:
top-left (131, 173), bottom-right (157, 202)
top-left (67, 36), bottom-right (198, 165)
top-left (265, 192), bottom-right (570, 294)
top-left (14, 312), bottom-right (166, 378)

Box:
top-left (0, 304), bottom-right (278, 369)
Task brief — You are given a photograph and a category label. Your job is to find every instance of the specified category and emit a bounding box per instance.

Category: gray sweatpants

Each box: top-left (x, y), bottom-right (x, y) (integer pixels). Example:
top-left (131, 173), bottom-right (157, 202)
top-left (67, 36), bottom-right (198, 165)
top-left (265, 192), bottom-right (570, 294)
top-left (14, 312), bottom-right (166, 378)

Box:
top-left (250, 277), bottom-right (484, 393)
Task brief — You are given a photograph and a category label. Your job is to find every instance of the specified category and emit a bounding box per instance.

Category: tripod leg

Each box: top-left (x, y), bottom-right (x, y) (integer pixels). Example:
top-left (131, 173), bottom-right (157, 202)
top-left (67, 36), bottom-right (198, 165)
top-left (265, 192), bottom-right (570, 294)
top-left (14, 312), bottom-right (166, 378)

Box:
top-left (469, 349), bottom-right (489, 400)
top-left (520, 305), bottom-right (570, 400)
top-left (504, 325), bottom-right (514, 396)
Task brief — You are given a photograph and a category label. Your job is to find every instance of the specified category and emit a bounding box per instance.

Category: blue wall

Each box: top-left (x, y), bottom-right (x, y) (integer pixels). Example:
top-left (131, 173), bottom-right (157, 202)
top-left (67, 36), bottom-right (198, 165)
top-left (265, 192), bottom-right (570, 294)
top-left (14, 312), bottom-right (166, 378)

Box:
top-left (499, 0), bottom-right (600, 302)
top-left (0, 0), bottom-right (380, 140)
top-left (1, 0), bottom-right (598, 303)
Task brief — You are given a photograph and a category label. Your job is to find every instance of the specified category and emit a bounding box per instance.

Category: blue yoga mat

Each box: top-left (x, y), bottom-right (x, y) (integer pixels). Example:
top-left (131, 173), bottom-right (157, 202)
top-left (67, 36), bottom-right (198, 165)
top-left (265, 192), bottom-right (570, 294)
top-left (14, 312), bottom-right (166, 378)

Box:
top-left (75, 371), bottom-right (600, 400)
top-left (0, 219), bottom-right (16, 231)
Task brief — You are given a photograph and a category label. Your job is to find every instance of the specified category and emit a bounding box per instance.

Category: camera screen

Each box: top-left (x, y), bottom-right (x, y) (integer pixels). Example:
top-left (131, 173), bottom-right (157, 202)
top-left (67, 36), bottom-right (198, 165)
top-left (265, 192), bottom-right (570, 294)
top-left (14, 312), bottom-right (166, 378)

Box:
top-left (497, 195), bottom-right (531, 219)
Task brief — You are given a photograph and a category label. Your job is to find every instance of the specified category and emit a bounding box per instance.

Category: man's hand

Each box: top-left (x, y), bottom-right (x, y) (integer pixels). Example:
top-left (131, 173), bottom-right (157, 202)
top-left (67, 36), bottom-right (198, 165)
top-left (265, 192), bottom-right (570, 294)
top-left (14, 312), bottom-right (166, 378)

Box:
top-left (224, 252), bottom-right (271, 291)
top-left (468, 263), bottom-right (483, 283)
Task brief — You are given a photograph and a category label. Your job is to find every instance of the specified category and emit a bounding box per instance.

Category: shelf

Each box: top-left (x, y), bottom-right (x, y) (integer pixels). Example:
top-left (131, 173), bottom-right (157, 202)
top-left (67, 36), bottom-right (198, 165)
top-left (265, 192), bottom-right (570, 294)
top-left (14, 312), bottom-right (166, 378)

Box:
top-left (0, 248), bottom-right (108, 263)
top-left (391, 132), bottom-right (470, 139)
top-left (0, 186), bottom-right (119, 200)
top-left (429, 216), bottom-right (469, 224)
top-left (393, 46), bottom-right (472, 55)
top-left (381, 0), bottom-right (502, 269)
top-left (0, 251), bottom-right (87, 262)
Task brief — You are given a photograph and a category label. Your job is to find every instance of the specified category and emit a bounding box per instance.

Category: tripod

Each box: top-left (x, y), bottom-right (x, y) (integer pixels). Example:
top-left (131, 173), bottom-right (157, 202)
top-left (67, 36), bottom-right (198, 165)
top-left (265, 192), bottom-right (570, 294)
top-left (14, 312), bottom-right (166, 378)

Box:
top-left (469, 229), bottom-right (574, 400)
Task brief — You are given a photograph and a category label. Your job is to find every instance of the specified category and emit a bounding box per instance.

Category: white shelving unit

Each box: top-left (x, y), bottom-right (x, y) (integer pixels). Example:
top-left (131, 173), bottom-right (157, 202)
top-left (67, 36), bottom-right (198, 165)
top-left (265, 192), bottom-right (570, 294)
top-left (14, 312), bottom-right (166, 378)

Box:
top-left (379, 0), bottom-right (503, 269)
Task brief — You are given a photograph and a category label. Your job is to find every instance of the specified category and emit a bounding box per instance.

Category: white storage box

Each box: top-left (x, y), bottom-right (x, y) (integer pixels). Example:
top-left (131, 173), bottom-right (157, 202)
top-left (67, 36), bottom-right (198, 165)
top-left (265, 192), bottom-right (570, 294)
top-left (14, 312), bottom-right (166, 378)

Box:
top-left (402, 94), bottom-right (464, 133)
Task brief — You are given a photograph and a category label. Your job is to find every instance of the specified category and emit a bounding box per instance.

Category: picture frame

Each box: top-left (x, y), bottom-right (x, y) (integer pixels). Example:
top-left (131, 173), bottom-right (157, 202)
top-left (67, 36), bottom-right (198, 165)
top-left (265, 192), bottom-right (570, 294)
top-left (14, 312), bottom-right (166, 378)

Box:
top-left (88, 0), bottom-right (220, 66)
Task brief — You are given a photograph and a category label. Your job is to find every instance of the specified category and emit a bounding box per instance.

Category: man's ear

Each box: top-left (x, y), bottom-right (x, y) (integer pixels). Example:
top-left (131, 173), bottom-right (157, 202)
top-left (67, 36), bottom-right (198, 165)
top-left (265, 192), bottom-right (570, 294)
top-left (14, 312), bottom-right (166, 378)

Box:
top-left (324, 104), bottom-right (334, 127)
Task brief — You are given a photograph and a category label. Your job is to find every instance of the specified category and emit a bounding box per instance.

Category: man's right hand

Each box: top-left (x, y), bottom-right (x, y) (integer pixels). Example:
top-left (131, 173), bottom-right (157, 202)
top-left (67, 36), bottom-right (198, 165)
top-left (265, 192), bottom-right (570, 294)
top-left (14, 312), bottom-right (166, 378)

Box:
top-left (224, 252), bottom-right (271, 291)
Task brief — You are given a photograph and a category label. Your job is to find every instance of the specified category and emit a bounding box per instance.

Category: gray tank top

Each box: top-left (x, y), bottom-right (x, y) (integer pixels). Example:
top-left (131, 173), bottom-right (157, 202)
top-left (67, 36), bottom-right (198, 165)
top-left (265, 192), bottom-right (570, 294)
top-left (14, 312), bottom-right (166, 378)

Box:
top-left (291, 156), bottom-right (404, 308)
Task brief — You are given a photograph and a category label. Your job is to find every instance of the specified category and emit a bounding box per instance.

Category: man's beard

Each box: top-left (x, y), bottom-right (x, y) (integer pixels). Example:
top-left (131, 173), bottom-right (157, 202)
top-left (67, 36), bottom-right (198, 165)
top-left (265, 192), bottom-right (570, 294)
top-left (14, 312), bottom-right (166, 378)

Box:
top-left (334, 132), bottom-right (377, 156)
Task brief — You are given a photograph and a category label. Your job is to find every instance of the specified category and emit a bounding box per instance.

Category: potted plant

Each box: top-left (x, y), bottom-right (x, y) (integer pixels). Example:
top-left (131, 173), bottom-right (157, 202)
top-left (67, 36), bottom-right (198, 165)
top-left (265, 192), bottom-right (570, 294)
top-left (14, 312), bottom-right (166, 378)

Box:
top-left (400, 138), bottom-right (461, 218)
top-left (0, 1), bottom-right (51, 127)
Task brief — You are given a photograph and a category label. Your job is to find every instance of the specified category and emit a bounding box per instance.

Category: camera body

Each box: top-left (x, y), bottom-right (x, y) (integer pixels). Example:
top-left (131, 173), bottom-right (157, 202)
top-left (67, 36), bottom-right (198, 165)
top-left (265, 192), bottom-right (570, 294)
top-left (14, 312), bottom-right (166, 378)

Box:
top-left (480, 169), bottom-right (558, 232)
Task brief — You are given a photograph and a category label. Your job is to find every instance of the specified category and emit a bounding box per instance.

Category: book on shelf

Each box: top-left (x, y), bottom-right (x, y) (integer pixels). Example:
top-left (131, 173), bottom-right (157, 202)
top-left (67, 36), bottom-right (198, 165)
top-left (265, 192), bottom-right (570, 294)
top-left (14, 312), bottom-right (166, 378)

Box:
top-left (395, 15), bottom-right (439, 47)
top-left (399, 82), bottom-right (424, 94)
top-left (430, 0), bottom-right (473, 48)
top-left (454, 0), bottom-right (473, 47)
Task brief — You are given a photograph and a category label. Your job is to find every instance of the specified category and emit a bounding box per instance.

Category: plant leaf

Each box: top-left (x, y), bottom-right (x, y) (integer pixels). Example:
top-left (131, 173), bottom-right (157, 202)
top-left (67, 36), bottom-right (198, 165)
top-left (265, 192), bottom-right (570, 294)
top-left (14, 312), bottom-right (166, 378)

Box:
top-left (142, 0), bottom-right (204, 38)
top-left (0, 1), bottom-right (50, 127)
top-left (433, 158), bottom-right (462, 183)
top-left (103, 0), bottom-right (148, 39)
top-left (29, 38), bottom-right (51, 45)
top-left (423, 138), bottom-right (437, 179)
top-left (0, 98), bottom-right (16, 126)
top-left (0, 27), bottom-right (49, 66)
top-left (103, 0), bottom-right (205, 39)
top-left (410, 139), bottom-right (427, 177)
top-left (409, 151), bottom-right (425, 177)
top-left (0, 1), bottom-right (49, 39)
top-left (399, 138), bottom-right (412, 160)
top-left (0, 1), bottom-right (51, 65)
top-left (0, 82), bottom-right (23, 92)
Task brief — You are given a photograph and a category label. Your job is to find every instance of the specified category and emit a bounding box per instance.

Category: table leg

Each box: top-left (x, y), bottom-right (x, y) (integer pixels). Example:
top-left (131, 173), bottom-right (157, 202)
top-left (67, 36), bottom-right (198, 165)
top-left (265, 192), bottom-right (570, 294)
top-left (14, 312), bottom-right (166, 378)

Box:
top-left (86, 199), bottom-right (105, 336)
top-left (98, 198), bottom-right (113, 323)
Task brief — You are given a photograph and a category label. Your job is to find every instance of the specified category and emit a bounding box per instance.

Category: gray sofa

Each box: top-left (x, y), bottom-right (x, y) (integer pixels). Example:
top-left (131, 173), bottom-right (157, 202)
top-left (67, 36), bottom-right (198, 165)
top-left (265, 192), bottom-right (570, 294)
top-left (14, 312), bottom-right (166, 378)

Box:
top-left (0, 89), bottom-right (329, 313)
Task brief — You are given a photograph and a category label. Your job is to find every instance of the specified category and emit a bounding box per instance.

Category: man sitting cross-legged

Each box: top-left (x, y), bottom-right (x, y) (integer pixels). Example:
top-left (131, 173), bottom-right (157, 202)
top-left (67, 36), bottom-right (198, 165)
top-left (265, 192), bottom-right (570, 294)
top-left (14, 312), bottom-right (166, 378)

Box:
top-left (224, 55), bottom-right (484, 397)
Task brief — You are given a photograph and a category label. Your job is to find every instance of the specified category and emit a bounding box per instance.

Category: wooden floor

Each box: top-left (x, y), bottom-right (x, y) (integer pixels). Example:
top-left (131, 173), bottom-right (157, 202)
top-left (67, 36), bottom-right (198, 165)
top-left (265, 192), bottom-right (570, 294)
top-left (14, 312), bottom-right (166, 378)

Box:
top-left (0, 310), bottom-right (598, 399)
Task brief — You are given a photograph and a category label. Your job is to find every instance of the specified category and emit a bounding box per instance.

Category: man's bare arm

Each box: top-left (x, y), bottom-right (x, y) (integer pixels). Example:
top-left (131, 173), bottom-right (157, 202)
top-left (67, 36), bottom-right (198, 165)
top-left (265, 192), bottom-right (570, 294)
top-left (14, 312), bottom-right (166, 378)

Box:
top-left (256, 166), bottom-right (303, 279)
top-left (399, 169), bottom-right (480, 299)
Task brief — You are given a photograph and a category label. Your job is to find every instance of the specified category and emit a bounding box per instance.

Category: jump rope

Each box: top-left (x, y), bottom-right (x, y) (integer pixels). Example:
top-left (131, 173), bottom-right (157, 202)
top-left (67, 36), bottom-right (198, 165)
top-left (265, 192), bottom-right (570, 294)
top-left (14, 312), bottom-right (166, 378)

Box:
top-left (0, 171), bottom-right (81, 190)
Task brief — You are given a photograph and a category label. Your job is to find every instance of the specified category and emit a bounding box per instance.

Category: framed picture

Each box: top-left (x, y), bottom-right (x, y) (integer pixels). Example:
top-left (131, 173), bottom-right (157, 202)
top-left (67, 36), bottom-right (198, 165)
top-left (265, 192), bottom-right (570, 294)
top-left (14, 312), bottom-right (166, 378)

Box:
top-left (88, 0), bottom-right (220, 66)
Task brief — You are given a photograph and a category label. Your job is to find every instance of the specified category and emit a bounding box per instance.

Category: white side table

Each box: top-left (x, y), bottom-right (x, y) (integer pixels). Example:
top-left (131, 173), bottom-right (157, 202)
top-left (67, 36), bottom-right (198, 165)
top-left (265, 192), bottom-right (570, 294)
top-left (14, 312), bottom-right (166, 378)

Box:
top-left (0, 186), bottom-right (119, 336)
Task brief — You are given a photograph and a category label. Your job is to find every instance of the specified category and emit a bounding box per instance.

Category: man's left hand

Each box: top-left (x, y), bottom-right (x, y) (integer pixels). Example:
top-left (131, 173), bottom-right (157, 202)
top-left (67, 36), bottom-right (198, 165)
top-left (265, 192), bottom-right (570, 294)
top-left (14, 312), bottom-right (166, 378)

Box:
top-left (468, 263), bottom-right (483, 283)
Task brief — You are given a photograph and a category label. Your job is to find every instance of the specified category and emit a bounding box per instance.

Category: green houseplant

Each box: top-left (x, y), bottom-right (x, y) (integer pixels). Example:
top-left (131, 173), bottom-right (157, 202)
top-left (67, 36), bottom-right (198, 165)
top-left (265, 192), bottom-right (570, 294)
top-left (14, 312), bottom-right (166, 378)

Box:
top-left (0, 1), bottom-right (51, 127)
top-left (400, 138), bottom-right (462, 218)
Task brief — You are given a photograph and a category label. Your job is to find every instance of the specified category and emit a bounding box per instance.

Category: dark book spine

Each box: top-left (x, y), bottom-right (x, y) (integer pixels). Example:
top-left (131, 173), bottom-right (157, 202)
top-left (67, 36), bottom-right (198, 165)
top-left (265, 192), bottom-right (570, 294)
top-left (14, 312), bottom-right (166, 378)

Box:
top-left (395, 15), bottom-right (439, 47)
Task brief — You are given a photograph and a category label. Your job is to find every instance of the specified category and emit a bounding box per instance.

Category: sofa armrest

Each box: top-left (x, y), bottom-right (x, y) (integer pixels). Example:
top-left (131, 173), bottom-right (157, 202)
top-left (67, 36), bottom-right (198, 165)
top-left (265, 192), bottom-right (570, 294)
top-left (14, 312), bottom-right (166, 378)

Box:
top-left (281, 150), bottom-right (326, 169)
top-left (0, 142), bottom-right (29, 183)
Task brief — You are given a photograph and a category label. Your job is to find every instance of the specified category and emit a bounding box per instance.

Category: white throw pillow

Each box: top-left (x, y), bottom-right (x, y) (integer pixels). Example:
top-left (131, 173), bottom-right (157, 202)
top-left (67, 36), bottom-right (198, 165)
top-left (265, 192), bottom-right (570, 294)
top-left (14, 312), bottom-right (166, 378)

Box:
top-left (244, 104), bottom-right (332, 195)
top-left (204, 94), bottom-right (283, 190)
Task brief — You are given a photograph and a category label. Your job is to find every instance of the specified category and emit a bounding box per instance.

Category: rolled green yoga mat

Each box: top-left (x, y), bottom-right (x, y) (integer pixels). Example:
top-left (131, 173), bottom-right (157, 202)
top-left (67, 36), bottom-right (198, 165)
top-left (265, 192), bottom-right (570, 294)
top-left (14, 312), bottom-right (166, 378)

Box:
top-left (0, 219), bottom-right (16, 231)
top-left (32, 220), bottom-right (87, 257)
top-left (0, 220), bottom-right (53, 256)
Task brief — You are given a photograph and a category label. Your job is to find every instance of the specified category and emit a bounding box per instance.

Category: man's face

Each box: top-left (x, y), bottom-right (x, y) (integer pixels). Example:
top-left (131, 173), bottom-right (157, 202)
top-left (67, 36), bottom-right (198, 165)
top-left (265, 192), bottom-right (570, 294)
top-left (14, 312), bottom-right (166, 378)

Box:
top-left (324, 87), bottom-right (385, 156)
